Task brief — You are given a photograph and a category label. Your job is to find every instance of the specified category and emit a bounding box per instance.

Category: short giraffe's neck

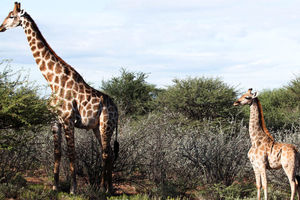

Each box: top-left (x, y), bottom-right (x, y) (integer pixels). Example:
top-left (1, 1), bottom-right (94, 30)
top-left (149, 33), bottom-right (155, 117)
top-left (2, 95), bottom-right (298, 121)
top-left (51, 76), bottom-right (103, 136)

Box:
top-left (249, 98), bottom-right (274, 146)
top-left (20, 12), bottom-right (84, 94)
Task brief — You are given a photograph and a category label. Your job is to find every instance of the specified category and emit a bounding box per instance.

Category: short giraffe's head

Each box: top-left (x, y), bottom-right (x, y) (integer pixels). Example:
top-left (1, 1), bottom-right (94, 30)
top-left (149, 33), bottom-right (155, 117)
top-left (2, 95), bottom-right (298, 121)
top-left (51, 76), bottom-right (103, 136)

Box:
top-left (0, 2), bottom-right (25, 32)
top-left (233, 88), bottom-right (258, 106)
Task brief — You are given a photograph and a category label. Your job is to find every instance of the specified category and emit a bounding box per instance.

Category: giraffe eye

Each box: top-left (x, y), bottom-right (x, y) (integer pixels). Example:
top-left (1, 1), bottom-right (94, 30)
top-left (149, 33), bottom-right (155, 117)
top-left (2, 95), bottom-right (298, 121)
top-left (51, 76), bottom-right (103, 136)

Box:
top-left (245, 96), bottom-right (252, 100)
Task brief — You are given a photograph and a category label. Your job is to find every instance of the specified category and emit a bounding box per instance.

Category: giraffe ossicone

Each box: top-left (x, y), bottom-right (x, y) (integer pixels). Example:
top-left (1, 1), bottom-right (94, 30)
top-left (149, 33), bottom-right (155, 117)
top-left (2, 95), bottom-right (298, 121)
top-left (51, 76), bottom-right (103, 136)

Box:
top-left (0, 2), bottom-right (119, 194)
top-left (234, 88), bottom-right (300, 200)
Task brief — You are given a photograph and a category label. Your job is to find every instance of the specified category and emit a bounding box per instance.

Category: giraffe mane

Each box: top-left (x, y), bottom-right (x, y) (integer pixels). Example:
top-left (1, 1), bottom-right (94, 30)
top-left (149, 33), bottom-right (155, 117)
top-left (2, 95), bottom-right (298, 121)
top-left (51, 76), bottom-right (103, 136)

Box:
top-left (256, 99), bottom-right (274, 141)
top-left (23, 12), bottom-right (86, 84)
top-left (23, 13), bottom-right (68, 66)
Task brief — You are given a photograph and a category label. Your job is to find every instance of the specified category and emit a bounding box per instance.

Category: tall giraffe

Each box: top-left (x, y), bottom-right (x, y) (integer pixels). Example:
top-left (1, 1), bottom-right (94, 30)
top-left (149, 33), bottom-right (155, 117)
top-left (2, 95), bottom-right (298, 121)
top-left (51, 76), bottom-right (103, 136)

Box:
top-left (0, 2), bottom-right (119, 194)
top-left (234, 88), bottom-right (300, 200)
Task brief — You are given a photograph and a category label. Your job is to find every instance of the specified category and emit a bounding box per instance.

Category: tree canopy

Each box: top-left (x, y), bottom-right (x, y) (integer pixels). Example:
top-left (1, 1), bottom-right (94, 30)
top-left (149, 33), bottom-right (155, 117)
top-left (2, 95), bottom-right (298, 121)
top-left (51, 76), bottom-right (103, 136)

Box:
top-left (101, 68), bottom-right (160, 117)
top-left (157, 77), bottom-right (238, 121)
top-left (0, 64), bottom-right (52, 130)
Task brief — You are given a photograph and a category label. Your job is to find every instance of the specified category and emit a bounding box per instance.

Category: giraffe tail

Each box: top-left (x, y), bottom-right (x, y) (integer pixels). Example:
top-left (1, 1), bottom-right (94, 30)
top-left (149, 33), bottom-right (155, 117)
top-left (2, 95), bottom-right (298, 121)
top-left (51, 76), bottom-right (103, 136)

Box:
top-left (296, 175), bottom-right (300, 185)
top-left (296, 150), bottom-right (300, 187)
top-left (113, 120), bottom-right (119, 161)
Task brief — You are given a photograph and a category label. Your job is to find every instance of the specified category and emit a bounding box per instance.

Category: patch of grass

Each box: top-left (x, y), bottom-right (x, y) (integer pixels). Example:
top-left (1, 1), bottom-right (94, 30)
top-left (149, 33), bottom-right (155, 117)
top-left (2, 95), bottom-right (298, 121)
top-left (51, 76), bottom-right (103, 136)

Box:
top-left (19, 184), bottom-right (58, 200)
top-left (193, 182), bottom-right (256, 200)
top-left (0, 183), bottom-right (21, 199)
top-left (108, 194), bottom-right (186, 200)
top-left (79, 185), bottom-right (106, 200)
top-left (57, 192), bottom-right (87, 200)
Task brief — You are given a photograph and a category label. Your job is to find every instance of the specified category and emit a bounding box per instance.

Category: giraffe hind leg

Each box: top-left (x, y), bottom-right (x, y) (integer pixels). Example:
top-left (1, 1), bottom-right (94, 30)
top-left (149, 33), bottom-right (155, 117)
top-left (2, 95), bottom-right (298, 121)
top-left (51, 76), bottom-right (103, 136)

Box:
top-left (294, 175), bottom-right (300, 200)
top-left (100, 126), bottom-right (114, 193)
top-left (93, 126), bottom-right (113, 193)
top-left (282, 161), bottom-right (297, 200)
top-left (63, 122), bottom-right (77, 194)
top-left (52, 122), bottom-right (62, 191)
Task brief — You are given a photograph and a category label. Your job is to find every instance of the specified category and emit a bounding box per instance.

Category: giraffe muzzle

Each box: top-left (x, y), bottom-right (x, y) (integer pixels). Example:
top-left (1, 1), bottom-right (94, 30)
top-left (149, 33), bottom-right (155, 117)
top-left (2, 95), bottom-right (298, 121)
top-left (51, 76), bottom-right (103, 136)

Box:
top-left (233, 101), bottom-right (240, 106)
top-left (0, 25), bottom-right (6, 32)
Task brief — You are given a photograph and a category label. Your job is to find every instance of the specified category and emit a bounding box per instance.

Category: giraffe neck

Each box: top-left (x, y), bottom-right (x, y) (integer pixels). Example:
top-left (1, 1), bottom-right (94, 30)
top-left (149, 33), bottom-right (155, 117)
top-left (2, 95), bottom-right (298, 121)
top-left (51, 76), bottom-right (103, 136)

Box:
top-left (249, 98), bottom-right (274, 146)
top-left (20, 12), bottom-right (84, 94)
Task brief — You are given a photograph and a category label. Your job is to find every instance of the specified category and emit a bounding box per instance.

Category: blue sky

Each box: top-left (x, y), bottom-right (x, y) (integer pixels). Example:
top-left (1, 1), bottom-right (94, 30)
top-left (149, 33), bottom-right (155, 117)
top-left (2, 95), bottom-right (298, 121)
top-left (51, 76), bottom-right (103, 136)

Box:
top-left (1, 0), bottom-right (300, 92)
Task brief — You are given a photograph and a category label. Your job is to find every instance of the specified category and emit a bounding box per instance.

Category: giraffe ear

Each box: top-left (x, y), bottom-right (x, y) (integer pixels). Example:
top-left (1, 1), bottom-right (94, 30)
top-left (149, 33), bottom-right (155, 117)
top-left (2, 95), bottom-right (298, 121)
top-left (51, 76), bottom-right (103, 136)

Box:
top-left (247, 88), bottom-right (253, 94)
top-left (253, 91), bottom-right (259, 98)
top-left (19, 9), bottom-right (25, 16)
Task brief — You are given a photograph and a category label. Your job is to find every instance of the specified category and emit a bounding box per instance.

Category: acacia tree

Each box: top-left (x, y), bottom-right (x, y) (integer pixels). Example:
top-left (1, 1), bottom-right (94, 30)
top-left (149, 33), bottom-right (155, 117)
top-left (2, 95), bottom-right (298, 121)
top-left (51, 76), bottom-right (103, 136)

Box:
top-left (287, 76), bottom-right (300, 101)
top-left (0, 66), bottom-right (52, 131)
top-left (101, 68), bottom-right (160, 117)
top-left (157, 77), bottom-right (238, 121)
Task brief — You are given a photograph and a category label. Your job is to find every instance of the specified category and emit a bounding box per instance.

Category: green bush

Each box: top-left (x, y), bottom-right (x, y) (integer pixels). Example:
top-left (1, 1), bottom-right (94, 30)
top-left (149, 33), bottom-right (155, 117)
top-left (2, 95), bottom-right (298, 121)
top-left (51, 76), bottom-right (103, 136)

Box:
top-left (0, 63), bottom-right (53, 192)
top-left (242, 87), bottom-right (300, 130)
top-left (287, 75), bottom-right (300, 99)
top-left (108, 194), bottom-right (187, 200)
top-left (19, 185), bottom-right (58, 200)
top-left (157, 77), bottom-right (238, 121)
top-left (101, 68), bottom-right (160, 117)
top-left (210, 182), bottom-right (255, 200)
top-left (0, 62), bottom-right (53, 131)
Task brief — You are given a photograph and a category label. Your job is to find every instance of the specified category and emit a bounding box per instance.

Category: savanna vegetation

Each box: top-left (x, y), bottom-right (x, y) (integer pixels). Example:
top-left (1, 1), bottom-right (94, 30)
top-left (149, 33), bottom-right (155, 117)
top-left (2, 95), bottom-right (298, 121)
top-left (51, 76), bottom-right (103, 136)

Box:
top-left (1, 59), bottom-right (300, 200)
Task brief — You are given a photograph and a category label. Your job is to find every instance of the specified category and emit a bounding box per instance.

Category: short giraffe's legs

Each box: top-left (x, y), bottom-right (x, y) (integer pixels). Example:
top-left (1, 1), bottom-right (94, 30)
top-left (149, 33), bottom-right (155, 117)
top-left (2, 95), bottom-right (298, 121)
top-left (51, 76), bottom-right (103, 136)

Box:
top-left (52, 122), bottom-right (62, 191)
top-left (282, 159), bottom-right (297, 200)
top-left (260, 166), bottom-right (268, 200)
top-left (252, 166), bottom-right (262, 200)
top-left (287, 175), bottom-right (297, 200)
top-left (63, 122), bottom-right (77, 194)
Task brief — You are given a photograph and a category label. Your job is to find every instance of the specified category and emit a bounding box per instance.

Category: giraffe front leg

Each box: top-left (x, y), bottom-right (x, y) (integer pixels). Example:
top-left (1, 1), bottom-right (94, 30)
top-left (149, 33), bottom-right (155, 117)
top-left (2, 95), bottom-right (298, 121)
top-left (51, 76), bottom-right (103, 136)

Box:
top-left (63, 122), bottom-right (77, 195)
top-left (260, 166), bottom-right (268, 200)
top-left (52, 122), bottom-right (62, 191)
top-left (288, 176), bottom-right (297, 200)
top-left (253, 167), bottom-right (262, 200)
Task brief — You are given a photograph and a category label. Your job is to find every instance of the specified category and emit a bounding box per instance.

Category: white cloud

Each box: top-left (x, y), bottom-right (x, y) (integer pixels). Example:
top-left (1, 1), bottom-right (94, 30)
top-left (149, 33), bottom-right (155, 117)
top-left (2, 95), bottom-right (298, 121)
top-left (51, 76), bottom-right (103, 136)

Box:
top-left (1, 0), bottom-right (300, 93)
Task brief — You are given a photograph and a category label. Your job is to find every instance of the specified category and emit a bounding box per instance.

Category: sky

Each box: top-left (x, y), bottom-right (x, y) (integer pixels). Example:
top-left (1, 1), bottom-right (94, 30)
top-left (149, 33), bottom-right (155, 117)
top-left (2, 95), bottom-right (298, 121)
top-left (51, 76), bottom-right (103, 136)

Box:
top-left (1, 0), bottom-right (300, 93)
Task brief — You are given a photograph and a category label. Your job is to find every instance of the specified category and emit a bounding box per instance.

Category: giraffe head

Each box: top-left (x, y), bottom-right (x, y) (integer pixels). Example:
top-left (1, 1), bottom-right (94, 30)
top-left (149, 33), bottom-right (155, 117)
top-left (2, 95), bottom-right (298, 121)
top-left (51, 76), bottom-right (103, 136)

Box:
top-left (0, 2), bottom-right (25, 32)
top-left (233, 88), bottom-right (258, 106)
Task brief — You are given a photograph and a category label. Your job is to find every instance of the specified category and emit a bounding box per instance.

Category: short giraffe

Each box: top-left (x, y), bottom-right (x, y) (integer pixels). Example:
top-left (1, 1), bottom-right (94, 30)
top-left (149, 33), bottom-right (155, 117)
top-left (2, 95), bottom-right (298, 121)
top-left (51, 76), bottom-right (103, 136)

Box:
top-left (234, 88), bottom-right (300, 200)
top-left (0, 2), bottom-right (119, 194)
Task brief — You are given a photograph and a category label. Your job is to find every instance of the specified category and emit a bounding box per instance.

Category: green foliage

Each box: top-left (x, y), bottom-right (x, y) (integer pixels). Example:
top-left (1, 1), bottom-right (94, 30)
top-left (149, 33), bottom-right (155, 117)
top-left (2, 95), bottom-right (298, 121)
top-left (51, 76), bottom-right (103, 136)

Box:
top-left (0, 63), bottom-right (54, 192)
top-left (0, 65), bottom-right (53, 152)
top-left (0, 173), bottom-right (27, 199)
top-left (0, 63), bottom-right (53, 130)
top-left (19, 184), bottom-right (58, 200)
top-left (157, 77), bottom-right (238, 121)
top-left (78, 185), bottom-right (106, 200)
top-left (108, 194), bottom-right (187, 200)
top-left (287, 75), bottom-right (300, 100)
top-left (209, 182), bottom-right (256, 200)
top-left (108, 194), bottom-right (151, 200)
top-left (0, 183), bottom-right (21, 199)
top-left (244, 86), bottom-right (300, 130)
top-left (258, 89), bottom-right (297, 130)
top-left (101, 68), bottom-right (160, 117)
